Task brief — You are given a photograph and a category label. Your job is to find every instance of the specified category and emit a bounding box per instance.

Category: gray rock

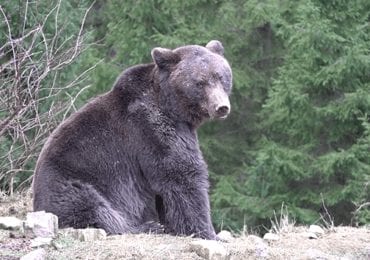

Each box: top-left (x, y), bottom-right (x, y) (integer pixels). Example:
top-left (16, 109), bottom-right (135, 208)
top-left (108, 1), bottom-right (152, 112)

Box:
top-left (217, 230), bottom-right (234, 242)
top-left (0, 216), bottom-right (23, 230)
top-left (247, 234), bottom-right (264, 244)
top-left (69, 228), bottom-right (107, 242)
top-left (309, 225), bottom-right (325, 236)
top-left (248, 235), bottom-right (269, 258)
top-left (263, 232), bottom-right (279, 241)
top-left (190, 240), bottom-right (229, 260)
top-left (30, 237), bottom-right (53, 247)
top-left (20, 248), bottom-right (47, 260)
top-left (26, 211), bottom-right (58, 238)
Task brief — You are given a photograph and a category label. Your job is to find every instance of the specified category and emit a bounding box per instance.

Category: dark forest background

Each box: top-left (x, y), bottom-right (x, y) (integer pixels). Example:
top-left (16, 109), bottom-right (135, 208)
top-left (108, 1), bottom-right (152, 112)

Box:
top-left (1, 0), bottom-right (369, 232)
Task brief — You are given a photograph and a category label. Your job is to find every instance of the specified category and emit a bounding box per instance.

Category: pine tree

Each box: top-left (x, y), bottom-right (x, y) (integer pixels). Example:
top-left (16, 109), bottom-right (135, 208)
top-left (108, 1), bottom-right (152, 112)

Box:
top-left (248, 0), bottom-right (370, 226)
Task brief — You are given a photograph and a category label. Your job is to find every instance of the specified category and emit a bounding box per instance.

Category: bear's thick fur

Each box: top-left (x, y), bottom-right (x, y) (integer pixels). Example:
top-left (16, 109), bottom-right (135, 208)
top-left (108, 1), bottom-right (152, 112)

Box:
top-left (33, 40), bottom-right (232, 240)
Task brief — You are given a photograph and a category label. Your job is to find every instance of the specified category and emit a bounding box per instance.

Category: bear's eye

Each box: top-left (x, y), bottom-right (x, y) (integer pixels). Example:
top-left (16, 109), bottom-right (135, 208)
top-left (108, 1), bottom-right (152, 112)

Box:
top-left (214, 74), bottom-right (225, 83)
top-left (196, 81), bottom-right (207, 88)
top-left (219, 74), bottom-right (231, 86)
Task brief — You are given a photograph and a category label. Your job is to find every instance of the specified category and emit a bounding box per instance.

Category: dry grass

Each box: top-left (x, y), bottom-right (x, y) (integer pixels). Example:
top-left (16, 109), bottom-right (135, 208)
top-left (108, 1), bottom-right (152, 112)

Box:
top-left (0, 190), bottom-right (33, 219)
top-left (0, 192), bottom-right (369, 260)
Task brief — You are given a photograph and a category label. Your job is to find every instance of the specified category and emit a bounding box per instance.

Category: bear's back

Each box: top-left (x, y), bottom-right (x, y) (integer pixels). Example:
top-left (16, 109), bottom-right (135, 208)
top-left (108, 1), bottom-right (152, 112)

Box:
top-left (112, 63), bottom-right (156, 102)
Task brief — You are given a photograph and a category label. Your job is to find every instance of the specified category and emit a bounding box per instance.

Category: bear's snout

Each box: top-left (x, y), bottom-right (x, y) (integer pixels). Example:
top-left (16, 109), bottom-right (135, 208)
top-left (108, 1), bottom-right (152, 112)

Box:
top-left (208, 85), bottom-right (230, 119)
top-left (215, 105), bottom-right (230, 119)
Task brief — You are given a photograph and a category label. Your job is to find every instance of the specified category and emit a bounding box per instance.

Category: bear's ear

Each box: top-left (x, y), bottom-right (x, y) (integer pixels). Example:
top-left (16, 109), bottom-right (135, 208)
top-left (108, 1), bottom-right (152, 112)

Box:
top-left (206, 40), bottom-right (224, 56)
top-left (151, 47), bottom-right (180, 69)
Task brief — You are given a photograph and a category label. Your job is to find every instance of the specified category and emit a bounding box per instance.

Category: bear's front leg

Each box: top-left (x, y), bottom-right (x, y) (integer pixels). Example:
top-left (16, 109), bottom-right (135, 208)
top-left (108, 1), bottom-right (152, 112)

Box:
top-left (138, 126), bottom-right (218, 240)
top-left (160, 182), bottom-right (218, 240)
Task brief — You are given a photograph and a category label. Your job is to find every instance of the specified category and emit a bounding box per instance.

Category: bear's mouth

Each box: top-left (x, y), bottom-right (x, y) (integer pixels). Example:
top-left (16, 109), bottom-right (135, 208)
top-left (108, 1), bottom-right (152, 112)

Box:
top-left (217, 114), bottom-right (229, 120)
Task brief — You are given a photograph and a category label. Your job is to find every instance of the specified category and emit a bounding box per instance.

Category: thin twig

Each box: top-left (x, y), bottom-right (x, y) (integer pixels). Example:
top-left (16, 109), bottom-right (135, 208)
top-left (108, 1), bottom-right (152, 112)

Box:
top-left (0, 2), bottom-right (98, 194)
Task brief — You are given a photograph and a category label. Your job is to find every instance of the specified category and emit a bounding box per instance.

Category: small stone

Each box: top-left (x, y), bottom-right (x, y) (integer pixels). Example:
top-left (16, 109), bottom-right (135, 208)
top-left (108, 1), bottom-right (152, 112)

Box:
top-left (190, 240), bottom-right (228, 260)
top-left (309, 225), bottom-right (325, 236)
top-left (30, 237), bottom-right (53, 247)
top-left (263, 233), bottom-right (279, 241)
top-left (247, 235), bottom-right (268, 258)
top-left (26, 211), bottom-right (58, 238)
top-left (9, 206), bottom-right (17, 215)
top-left (20, 248), bottom-right (47, 260)
top-left (0, 216), bottom-right (23, 230)
top-left (71, 228), bottom-right (107, 242)
top-left (303, 232), bottom-right (318, 239)
top-left (217, 230), bottom-right (234, 242)
top-left (247, 235), bottom-right (264, 244)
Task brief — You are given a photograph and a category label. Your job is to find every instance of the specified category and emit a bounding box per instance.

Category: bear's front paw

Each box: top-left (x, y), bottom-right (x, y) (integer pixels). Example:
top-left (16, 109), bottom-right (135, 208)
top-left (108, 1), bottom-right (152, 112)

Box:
top-left (138, 221), bottom-right (165, 234)
top-left (193, 231), bottom-right (219, 241)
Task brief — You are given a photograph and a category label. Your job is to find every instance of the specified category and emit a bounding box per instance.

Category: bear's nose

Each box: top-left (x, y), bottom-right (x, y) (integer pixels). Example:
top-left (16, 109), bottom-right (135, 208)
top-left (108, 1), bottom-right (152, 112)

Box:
top-left (215, 105), bottom-right (230, 119)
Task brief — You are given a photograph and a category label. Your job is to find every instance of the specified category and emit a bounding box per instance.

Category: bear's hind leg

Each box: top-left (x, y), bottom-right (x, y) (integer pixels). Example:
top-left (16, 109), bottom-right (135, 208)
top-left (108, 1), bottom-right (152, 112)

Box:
top-left (45, 180), bottom-right (132, 235)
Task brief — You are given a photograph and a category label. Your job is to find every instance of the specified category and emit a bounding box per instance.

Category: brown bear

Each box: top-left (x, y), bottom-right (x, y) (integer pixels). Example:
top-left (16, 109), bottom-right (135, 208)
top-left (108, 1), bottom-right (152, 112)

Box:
top-left (32, 40), bottom-right (232, 240)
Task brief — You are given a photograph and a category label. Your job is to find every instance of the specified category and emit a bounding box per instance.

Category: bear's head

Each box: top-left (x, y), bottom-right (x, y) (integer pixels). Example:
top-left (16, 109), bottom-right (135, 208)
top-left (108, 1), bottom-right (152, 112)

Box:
top-left (151, 40), bottom-right (232, 127)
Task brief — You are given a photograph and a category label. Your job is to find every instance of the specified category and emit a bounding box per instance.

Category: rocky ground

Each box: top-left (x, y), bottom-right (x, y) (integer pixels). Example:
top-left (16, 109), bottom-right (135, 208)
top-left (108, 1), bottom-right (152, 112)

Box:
top-left (0, 191), bottom-right (369, 260)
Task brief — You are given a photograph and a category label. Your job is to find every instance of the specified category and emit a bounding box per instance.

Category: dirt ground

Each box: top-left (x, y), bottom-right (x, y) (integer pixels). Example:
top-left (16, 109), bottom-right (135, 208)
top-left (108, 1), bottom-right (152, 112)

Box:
top-left (0, 191), bottom-right (369, 259)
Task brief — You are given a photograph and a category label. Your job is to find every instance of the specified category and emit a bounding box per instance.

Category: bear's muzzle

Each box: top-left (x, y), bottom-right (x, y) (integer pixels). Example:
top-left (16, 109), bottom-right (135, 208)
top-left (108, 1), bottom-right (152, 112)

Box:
top-left (207, 84), bottom-right (230, 119)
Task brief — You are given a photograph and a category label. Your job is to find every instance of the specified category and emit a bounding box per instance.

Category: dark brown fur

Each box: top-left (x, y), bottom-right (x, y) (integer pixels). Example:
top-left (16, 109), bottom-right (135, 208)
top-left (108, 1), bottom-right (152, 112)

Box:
top-left (33, 41), bottom-right (232, 240)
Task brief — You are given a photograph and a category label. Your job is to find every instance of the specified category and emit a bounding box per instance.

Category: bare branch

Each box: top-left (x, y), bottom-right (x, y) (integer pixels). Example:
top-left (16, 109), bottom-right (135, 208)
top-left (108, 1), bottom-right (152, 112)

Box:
top-left (53, 1), bottom-right (96, 69)
top-left (0, 1), bottom-right (98, 195)
top-left (354, 202), bottom-right (370, 214)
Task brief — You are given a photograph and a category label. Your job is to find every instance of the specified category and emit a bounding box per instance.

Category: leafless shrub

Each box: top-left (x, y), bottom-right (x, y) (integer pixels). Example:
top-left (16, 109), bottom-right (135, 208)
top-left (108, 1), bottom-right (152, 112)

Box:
top-left (319, 194), bottom-right (335, 231)
top-left (352, 201), bottom-right (370, 226)
top-left (269, 202), bottom-right (295, 234)
top-left (0, 1), bottom-right (98, 195)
